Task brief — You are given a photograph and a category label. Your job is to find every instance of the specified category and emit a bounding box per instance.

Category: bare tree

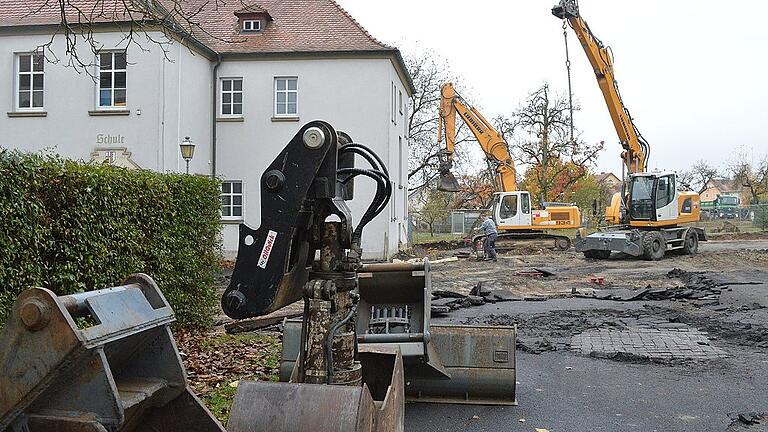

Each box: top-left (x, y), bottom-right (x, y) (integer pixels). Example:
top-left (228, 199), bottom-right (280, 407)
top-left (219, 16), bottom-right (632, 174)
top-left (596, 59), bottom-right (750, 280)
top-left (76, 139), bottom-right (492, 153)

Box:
top-left (503, 83), bottom-right (603, 204)
top-left (404, 49), bottom-right (474, 194)
top-left (678, 160), bottom-right (720, 194)
top-left (18, 0), bottom-right (245, 73)
top-left (730, 155), bottom-right (768, 204)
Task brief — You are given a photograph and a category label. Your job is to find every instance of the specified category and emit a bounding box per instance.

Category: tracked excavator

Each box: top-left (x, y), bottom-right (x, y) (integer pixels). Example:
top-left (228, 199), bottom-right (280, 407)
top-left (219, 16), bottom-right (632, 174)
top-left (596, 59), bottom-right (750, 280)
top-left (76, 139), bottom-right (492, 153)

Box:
top-left (437, 82), bottom-right (580, 252)
top-left (1, 121), bottom-right (517, 432)
top-left (553, 0), bottom-right (706, 260)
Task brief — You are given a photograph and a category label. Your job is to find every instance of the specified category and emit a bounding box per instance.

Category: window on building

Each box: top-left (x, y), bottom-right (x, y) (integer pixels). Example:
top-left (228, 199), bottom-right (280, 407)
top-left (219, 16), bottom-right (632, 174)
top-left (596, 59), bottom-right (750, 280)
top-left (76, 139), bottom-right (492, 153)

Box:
top-left (398, 90), bottom-right (403, 115)
top-left (221, 78), bottom-right (243, 116)
top-left (242, 20), bottom-right (261, 32)
top-left (390, 82), bottom-right (395, 123)
top-left (16, 53), bottom-right (44, 110)
top-left (221, 181), bottom-right (244, 219)
top-left (274, 77), bottom-right (298, 116)
top-left (98, 51), bottom-right (127, 108)
top-left (398, 136), bottom-right (404, 186)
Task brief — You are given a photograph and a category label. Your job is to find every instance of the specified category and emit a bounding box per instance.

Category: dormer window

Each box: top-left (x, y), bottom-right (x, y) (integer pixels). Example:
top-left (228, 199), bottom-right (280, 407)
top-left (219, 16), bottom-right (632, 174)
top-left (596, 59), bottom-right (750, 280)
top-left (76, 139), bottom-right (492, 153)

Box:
top-left (242, 19), bottom-right (261, 32)
top-left (235, 4), bottom-right (272, 34)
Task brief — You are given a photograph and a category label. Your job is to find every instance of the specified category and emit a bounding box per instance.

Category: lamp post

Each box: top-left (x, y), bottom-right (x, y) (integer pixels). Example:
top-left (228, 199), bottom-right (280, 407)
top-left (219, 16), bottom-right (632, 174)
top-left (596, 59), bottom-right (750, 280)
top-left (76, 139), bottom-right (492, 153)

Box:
top-left (179, 136), bottom-right (195, 174)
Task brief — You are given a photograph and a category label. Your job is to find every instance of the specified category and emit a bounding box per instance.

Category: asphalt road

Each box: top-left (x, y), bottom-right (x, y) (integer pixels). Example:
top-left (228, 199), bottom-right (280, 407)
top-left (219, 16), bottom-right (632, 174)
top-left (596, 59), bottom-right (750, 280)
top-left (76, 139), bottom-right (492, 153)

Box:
top-left (405, 244), bottom-right (768, 432)
top-left (406, 348), bottom-right (768, 432)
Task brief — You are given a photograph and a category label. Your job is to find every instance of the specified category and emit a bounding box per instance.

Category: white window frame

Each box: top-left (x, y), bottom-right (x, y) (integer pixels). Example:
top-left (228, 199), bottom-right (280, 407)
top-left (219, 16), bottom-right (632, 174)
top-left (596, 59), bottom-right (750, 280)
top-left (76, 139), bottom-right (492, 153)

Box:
top-left (242, 19), bottom-right (261, 32)
top-left (390, 82), bottom-right (395, 123)
top-left (221, 180), bottom-right (245, 221)
top-left (14, 52), bottom-right (45, 111)
top-left (95, 51), bottom-right (127, 110)
top-left (274, 77), bottom-right (298, 117)
top-left (220, 77), bottom-right (244, 117)
top-left (398, 90), bottom-right (403, 115)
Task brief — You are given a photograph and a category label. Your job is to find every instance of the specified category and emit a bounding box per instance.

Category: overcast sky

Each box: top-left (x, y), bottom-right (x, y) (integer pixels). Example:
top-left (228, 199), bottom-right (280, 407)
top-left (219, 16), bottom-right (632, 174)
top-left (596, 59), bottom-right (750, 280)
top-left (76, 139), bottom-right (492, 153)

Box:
top-left (337, 0), bottom-right (768, 177)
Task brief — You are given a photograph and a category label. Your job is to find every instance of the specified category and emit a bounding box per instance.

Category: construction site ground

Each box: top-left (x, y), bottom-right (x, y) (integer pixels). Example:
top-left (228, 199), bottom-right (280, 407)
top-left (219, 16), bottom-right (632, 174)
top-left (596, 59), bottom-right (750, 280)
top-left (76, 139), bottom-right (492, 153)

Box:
top-left (188, 237), bottom-right (768, 430)
top-left (410, 237), bottom-right (768, 431)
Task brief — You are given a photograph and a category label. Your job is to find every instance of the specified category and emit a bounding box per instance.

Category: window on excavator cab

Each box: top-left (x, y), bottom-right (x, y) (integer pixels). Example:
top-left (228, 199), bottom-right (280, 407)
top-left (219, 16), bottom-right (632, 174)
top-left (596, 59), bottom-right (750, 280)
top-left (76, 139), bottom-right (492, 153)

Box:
top-left (655, 175), bottom-right (675, 208)
top-left (521, 193), bottom-right (531, 214)
top-left (629, 176), bottom-right (654, 220)
top-left (682, 198), bottom-right (692, 213)
top-left (500, 195), bottom-right (518, 219)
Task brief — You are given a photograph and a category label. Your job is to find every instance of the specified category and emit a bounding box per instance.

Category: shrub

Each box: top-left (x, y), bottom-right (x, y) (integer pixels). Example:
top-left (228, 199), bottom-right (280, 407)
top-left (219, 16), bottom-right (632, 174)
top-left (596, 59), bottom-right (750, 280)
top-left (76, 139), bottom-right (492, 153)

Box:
top-left (0, 149), bottom-right (222, 327)
top-left (754, 205), bottom-right (768, 231)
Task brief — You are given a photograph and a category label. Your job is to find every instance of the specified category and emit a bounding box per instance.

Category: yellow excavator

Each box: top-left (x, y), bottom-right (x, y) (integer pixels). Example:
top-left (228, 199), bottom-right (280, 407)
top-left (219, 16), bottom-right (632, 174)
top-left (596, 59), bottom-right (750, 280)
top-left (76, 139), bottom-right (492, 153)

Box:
top-left (553, 0), bottom-right (705, 260)
top-left (437, 82), bottom-right (580, 251)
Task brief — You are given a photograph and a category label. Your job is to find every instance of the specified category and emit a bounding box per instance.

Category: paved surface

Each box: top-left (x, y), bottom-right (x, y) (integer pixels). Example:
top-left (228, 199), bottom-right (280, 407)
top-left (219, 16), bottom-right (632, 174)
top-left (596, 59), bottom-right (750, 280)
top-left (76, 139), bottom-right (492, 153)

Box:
top-left (407, 295), bottom-right (768, 431)
top-left (571, 326), bottom-right (727, 361)
top-left (407, 253), bottom-right (768, 432)
top-left (404, 239), bottom-right (768, 430)
top-left (406, 349), bottom-right (768, 432)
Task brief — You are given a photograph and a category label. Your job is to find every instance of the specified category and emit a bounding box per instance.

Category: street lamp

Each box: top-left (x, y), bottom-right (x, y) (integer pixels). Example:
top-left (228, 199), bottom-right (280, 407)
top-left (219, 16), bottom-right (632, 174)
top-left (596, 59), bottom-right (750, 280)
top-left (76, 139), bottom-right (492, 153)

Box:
top-left (179, 136), bottom-right (195, 174)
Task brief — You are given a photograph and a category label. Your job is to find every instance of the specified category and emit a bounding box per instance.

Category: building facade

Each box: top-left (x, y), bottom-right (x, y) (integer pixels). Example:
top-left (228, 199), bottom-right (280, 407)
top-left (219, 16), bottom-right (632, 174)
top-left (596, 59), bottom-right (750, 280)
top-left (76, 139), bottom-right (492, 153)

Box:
top-left (0, 0), bottom-right (413, 260)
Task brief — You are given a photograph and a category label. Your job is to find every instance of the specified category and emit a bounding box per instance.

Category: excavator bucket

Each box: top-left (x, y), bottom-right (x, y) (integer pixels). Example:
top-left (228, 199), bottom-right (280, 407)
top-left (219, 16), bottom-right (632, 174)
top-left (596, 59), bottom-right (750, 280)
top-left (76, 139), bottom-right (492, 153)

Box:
top-left (437, 169), bottom-right (461, 192)
top-left (281, 259), bottom-right (517, 406)
top-left (0, 274), bottom-right (224, 432)
top-left (228, 347), bottom-right (404, 432)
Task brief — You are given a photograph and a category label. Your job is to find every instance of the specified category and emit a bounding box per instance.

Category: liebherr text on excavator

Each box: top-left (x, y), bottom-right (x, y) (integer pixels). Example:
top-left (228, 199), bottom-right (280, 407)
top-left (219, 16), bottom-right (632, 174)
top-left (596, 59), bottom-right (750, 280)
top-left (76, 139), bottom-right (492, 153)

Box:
top-left (553, 0), bottom-right (706, 260)
top-left (437, 82), bottom-right (580, 252)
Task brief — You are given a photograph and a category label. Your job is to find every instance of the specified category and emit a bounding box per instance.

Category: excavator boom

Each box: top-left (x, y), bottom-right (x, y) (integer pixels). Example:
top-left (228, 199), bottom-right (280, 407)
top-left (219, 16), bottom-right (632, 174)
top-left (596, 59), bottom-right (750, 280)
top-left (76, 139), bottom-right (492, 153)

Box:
top-left (437, 83), bottom-right (517, 193)
top-left (553, 0), bottom-right (649, 175)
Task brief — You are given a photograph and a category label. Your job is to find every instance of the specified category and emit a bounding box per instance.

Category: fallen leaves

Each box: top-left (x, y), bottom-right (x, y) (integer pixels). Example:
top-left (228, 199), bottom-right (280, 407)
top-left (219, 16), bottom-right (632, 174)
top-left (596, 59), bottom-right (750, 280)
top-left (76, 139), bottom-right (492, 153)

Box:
top-left (175, 329), bottom-right (282, 422)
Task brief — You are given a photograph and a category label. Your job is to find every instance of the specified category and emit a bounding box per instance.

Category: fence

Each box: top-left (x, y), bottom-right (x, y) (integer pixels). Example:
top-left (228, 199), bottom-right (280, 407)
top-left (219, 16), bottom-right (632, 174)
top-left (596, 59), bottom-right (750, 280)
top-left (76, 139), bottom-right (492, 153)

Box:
top-left (696, 204), bottom-right (768, 232)
top-left (412, 203), bottom-right (768, 236)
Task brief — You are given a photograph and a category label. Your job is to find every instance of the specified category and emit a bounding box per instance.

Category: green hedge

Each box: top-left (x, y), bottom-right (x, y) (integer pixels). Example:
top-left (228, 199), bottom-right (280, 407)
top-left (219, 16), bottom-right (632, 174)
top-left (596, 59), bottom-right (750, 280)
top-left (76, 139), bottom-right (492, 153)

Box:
top-left (755, 205), bottom-right (768, 231)
top-left (0, 149), bottom-right (222, 327)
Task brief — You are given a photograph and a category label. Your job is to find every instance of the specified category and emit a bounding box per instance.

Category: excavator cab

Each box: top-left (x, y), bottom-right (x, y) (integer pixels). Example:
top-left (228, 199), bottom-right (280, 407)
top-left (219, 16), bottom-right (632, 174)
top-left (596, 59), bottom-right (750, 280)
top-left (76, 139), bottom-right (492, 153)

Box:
top-left (492, 192), bottom-right (533, 228)
top-left (626, 172), bottom-right (700, 225)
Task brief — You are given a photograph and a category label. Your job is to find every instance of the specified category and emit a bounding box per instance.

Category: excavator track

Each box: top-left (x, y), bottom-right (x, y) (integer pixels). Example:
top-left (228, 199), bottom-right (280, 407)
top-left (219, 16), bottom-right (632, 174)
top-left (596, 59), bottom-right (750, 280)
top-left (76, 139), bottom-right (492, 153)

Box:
top-left (472, 231), bottom-right (572, 254)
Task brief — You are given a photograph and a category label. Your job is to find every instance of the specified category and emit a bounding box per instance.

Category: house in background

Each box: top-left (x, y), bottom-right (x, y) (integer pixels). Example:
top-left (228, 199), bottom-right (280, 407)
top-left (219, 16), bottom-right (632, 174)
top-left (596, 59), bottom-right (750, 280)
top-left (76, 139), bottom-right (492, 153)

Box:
top-left (592, 172), bottom-right (622, 213)
top-left (0, 0), bottom-right (413, 260)
top-left (594, 172), bottom-right (622, 196)
top-left (700, 178), bottom-right (745, 205)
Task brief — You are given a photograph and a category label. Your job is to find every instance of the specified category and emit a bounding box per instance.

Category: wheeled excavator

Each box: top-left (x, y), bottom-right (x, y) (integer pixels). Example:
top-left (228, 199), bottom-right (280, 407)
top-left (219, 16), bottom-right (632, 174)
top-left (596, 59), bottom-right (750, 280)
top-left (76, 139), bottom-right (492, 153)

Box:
top-left (437, 82), bottom-right (580, 252)
top-left (553, 0), bottom-right (706, 260)
top-left (1, 121), bottom-right (517, 432)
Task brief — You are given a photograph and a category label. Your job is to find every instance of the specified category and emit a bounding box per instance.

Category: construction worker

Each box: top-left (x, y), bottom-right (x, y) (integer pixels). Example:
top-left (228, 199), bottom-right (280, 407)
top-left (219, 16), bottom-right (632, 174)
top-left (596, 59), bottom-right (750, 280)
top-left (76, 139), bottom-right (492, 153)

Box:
top-left (480, 213), bottom-right (498, 262)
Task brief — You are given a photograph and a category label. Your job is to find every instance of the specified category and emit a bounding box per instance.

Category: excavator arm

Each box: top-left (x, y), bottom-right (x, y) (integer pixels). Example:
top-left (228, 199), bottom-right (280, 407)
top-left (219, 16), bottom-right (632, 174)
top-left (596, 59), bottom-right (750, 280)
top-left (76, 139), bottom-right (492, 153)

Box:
top-left (437, 83), bottom-right (517, 192)
top-left (553, 0), bottom-right (649, 174)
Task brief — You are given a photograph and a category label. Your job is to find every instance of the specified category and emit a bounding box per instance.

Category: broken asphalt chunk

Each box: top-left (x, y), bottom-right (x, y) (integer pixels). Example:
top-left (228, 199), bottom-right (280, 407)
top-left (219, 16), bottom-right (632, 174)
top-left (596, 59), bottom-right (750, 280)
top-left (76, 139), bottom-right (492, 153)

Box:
top-left (488, 290), bottom-right (523, 302)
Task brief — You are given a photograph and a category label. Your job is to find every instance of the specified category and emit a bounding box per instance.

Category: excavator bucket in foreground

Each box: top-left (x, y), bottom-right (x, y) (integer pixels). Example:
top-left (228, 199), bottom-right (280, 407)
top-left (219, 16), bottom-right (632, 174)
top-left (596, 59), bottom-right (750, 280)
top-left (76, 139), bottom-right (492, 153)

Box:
top-left (0, 274), bottom-right (224, 432)
top-left (281, 259), bottom-right (518, 406)
top-left (228, 346), bottom-right (404, 432)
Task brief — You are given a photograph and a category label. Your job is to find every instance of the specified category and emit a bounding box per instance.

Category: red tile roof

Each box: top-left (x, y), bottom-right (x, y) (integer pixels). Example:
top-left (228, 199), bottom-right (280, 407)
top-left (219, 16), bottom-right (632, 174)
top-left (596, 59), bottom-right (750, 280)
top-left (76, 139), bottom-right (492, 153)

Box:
top-left (0, 0), bottom-right (393, 54)
top-left (705, 178), bottom-right (742, 193)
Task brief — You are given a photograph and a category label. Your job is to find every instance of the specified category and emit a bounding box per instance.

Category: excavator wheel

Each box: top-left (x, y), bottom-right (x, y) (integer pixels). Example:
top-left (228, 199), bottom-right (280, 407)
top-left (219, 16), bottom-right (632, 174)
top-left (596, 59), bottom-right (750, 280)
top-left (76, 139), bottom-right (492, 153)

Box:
top-left (583, 250), bottom-right (611, 260)
top-left (681, 229), bottom-right (699, 255)
top-left (642, 232), bottom-right (666, 261)
top-left (554, 237), bottom-right (571, 251)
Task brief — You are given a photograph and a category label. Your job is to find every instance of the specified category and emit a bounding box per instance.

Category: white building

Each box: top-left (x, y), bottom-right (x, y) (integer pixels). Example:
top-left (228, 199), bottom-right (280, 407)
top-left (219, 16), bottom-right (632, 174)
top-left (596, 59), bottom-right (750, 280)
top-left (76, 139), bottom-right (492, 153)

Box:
top-left (0, 0), bottom-right (413, 260)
